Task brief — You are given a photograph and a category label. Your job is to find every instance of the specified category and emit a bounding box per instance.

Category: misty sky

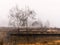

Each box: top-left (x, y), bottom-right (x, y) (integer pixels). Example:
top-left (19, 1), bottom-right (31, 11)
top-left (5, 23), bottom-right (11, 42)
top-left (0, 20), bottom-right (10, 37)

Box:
top-left (0, 0), bottom-right (60, 27)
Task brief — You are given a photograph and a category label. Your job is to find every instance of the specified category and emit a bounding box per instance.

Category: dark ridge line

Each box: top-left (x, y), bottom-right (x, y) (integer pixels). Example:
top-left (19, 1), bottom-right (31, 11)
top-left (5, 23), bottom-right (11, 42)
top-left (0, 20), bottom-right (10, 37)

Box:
top-left (10, 34), bottom-right (60, 36)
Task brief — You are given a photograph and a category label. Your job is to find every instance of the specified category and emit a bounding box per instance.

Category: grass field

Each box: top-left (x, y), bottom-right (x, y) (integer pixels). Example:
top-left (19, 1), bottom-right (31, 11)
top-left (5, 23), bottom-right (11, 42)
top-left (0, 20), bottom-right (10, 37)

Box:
top-left (0, 27), bottom-right (60, 45)
top-left (3, 34), bottom-right (60, 45)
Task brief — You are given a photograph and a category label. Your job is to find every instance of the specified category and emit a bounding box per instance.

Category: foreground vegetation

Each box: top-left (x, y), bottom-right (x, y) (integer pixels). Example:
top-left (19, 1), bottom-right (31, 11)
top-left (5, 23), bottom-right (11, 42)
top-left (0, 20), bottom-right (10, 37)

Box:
top-left (0, 28), bottom-right (60, 45)
top-left (2, 34), bottom-right (60, 45)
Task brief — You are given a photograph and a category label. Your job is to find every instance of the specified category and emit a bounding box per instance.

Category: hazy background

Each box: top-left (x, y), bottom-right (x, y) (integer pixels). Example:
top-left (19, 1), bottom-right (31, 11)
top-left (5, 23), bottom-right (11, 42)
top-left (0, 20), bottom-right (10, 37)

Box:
top-left (0, 0), bottom-right (60, 27)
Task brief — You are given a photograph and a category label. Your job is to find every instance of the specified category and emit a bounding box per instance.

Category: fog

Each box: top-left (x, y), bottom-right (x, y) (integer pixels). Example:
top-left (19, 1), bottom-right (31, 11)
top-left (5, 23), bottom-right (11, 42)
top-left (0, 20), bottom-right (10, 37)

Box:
top-left (0, 0), bottom-right (60, 27)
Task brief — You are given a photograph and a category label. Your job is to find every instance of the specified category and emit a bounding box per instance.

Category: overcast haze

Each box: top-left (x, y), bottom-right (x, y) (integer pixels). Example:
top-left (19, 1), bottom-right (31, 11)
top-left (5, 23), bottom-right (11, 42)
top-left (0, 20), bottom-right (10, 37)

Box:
top-left (0, 0), bottom-right (60, 27)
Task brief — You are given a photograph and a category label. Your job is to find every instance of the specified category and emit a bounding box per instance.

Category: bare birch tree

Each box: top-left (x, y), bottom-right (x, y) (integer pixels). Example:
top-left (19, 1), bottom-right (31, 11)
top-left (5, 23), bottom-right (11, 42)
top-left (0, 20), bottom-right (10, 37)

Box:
top-left (8, 6), bottom-right (36, 31)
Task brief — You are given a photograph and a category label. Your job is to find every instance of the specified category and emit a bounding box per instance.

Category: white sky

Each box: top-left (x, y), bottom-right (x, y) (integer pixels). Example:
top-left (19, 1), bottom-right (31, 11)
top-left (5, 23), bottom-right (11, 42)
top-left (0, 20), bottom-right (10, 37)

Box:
top-left (0, 0), bottom-right (60, 27)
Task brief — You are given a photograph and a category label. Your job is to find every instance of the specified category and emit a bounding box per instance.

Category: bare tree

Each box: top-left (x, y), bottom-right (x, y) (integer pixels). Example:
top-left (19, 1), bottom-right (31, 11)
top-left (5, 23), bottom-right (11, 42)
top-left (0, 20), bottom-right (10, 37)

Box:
top-left (32, 20), bottom-right (43, 28)
top-left (44, 20), bottom-right (50, 33)
top-left (44, 20), bottom-right (50, 28)
top-left (8, 6), bottom-right (36, 31)
top-left (32, 20), bottom-right (50, 33)
top-left (8, 6), bottom-right (37, 45)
